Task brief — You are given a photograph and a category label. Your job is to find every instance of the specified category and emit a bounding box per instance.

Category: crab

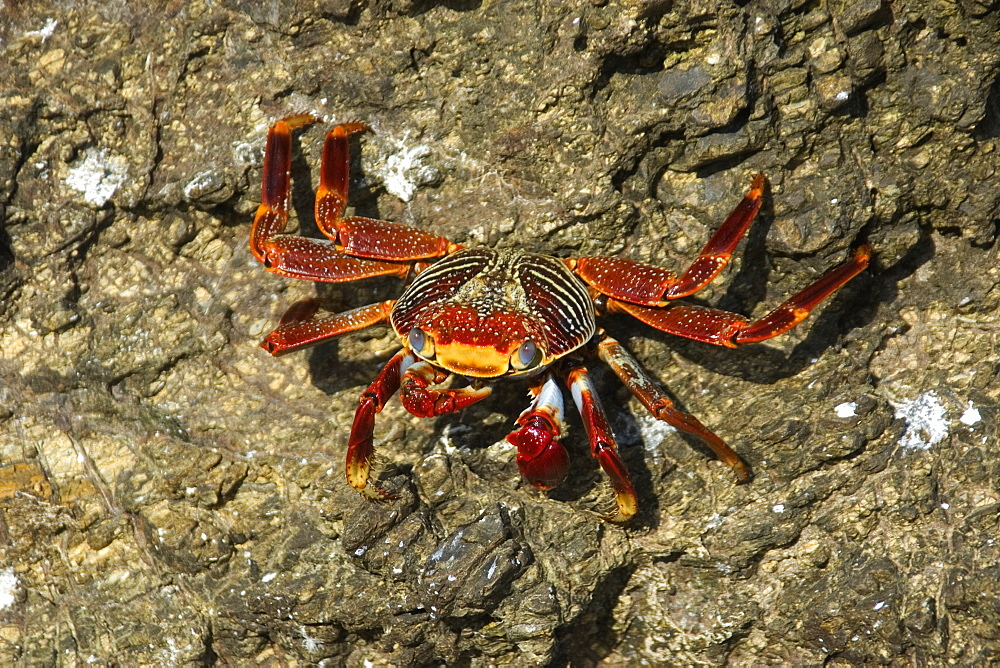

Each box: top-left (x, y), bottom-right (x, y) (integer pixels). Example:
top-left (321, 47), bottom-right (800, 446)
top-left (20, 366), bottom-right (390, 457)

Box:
top-left (250, 114), bottom-right (871, 522)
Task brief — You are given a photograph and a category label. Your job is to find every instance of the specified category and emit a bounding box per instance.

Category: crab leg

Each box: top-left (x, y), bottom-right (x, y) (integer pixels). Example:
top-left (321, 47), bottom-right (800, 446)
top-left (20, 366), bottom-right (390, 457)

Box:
top-left (260, 299), bottom-right (395, 356)
top-left (571, 174), bottom-right (765, 305)
top-left (315, 122), bottom-right (460, 262)
top-left (346, 349), bottom-right (416, 498)
top-left (596, 333), bottom-right (749, 482)
top-left (606, 245), bottom-right (871, 347)
top-left (666, 173), bottom-right (765, 298)
top-left (506, 375), bottom-right (570, 490)
top-left (733, 244), bottom-right (871, 343)
top-left (399, 360), bottom-right (492, 417)
top-left (565, 364), bottom-right (637, 523)
top-left (249, 115), bottom-right (418, 283)
top-left (250, 113), bottom-right (317, 262)
top-left (314, 121), bottom-right (368, 234)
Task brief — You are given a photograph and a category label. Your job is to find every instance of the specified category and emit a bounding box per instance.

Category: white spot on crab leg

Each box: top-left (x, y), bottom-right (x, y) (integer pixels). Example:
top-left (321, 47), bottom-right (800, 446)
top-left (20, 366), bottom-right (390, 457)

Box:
top-left (530, 376), bottom-right (564, 421)
top-left (398, 353), bottom-right (417, 382)
top-left (569, 375), bottom-right (586, 415)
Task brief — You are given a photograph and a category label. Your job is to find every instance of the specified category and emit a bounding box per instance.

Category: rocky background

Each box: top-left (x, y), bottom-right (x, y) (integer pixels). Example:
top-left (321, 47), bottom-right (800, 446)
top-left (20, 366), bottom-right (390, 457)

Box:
top-left (1, 0), bottom-right (998, 665)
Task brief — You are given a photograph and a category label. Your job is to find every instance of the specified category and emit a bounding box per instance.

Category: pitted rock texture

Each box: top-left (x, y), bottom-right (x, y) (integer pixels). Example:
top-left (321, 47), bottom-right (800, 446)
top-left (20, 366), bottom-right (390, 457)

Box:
top-left (1, 1), bottom-right (998, 665)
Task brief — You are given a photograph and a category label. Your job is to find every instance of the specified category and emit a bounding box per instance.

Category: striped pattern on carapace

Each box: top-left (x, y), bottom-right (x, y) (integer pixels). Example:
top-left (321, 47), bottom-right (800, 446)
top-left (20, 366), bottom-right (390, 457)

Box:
top-left (389, 247), bottom-right (595, 377)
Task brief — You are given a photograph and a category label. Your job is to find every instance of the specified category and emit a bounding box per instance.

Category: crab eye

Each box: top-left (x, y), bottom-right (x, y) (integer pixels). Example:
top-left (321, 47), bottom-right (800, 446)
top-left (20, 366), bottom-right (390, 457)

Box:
top-left (511, 339), bottom-right (543, 371)
top-left (407, 327), bottom-right (435, 357)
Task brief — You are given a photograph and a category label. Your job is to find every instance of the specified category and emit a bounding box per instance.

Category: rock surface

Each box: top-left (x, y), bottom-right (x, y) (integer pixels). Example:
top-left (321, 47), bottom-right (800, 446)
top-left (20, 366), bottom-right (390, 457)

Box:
top-left (1, 0), bottom-right (998, 665)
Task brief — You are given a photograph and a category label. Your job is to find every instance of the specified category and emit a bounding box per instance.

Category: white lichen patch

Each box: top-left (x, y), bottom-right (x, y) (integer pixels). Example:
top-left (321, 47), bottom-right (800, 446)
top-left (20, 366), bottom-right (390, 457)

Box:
top-left (637, 413), bottom-right (679, 446)
top-left (26, 18), bottom-right (58, 41)
top-left (371, 134), bottom-right (438, 202)
top-left (232, 134), bottom-right (264, 167)
top-left (960, 402), bottom-right (982, 426)
top-left (891, 391), bottom-right (948, 451)
top-left (183, 169), bottom-right (222, 201)
top-left (0, 567), bottom-right (19, 610)
top-left (299, 625), bottom-right (320, 653)
top-left (437, 423), bottom-right (473, 454)
top-left (834, 402), bottom-right (857, 418)
top-left (65, 147), bottom-right (128, 206)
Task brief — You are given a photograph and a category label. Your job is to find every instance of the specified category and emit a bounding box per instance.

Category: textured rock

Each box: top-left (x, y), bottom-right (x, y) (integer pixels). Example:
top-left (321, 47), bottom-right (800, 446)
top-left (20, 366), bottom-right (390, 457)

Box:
top-left (1, 0), bottom-right (999, 665)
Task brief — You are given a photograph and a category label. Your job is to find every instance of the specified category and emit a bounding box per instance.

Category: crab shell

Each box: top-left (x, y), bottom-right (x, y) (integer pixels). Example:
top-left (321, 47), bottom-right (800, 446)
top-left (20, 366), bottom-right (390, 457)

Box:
top-left (389, 247), bottom-right (596, 378)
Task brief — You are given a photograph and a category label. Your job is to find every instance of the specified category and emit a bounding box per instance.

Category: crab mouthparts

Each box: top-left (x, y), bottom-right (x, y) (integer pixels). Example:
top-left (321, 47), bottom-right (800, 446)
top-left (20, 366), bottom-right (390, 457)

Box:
top-left (434, 341), bottom-right (513, 378)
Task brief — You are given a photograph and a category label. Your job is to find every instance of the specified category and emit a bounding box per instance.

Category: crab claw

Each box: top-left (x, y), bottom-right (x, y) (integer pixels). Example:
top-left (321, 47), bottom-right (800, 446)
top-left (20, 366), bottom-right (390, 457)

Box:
top-left (506, 376), bottom-right (570, 490)
top-left (399, 360), bottom-right (492, 417)
top-left (507, 413), bottom-right (570, 489)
